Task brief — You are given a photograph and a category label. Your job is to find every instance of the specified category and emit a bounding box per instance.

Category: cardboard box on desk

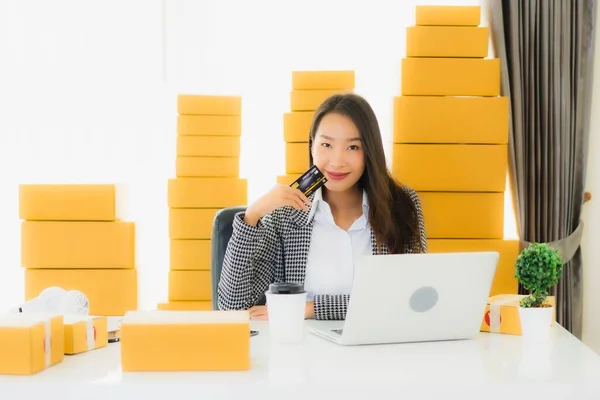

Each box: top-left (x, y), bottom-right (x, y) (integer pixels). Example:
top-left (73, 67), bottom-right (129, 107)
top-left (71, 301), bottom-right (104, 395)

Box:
top-left (480, 294), bottom-right (556, 335)
top-left (120, 310), bottom-right (250, 371)
top-left (63, 315), bottom-right (108, 355)
top-left (0, 313), bottom-right (64, 375)
top-left (157, 301), bottom-right (212, 311)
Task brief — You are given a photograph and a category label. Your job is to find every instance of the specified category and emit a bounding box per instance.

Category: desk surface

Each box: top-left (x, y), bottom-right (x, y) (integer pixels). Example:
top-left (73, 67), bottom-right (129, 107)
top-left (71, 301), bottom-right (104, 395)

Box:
top-left (1, 320), bottom-right (600, 400)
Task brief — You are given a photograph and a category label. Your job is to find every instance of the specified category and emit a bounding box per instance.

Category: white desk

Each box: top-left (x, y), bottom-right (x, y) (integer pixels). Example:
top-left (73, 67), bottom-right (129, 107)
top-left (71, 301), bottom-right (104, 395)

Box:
top-left (1, 320), bottom-right (600, 400)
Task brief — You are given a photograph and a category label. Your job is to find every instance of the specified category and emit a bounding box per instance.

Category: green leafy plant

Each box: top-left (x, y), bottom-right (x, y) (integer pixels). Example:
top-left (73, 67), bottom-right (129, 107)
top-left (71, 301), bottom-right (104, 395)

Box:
top-left (515, 243), bottom-right (563, 308)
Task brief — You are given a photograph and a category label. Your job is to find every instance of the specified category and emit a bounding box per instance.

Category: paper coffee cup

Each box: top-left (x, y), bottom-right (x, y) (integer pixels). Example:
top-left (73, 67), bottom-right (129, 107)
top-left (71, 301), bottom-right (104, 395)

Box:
top-left (265, 283), bottom-right (307, 344)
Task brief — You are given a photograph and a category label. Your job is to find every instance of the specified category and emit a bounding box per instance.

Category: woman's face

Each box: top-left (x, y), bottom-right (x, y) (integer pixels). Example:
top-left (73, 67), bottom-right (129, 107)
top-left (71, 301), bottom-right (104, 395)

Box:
top-left (311, 112), bottom-right (365, 192)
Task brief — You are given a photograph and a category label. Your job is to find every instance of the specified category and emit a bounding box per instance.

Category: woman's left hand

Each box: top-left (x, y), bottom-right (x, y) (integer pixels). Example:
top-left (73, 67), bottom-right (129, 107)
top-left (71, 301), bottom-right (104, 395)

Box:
top-left (304, 301), bottom-right (315, 319)
top-left (248, 301), bottom-right (315, 320)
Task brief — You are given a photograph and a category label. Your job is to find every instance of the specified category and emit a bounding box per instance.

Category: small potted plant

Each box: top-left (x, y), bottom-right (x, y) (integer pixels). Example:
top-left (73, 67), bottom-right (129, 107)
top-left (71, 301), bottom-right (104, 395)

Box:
top-left (515, 242), bottom-right (563, 336)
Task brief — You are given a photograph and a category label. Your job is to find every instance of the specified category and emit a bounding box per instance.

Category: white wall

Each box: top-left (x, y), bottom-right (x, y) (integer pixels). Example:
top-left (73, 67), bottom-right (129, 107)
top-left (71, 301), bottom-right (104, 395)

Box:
top-left (0, 0), bottom-right (512, 312)
top-left (0, 0), bottom-right (171, 310)
top-left (581, 4), bottom-right (600, 354)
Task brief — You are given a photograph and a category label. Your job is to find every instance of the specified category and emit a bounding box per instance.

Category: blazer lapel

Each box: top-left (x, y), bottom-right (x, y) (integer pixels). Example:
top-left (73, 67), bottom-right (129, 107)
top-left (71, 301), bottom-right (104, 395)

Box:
top-left (371, 229), bottom-right (389, 255)
top-left (286, 206), bottom-right (314, 285)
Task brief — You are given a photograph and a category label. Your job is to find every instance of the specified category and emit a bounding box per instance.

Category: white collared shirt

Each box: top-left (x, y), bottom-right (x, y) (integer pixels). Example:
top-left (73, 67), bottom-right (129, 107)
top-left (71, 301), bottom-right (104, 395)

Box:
top-left (303, 188), bottom-right (373, 301)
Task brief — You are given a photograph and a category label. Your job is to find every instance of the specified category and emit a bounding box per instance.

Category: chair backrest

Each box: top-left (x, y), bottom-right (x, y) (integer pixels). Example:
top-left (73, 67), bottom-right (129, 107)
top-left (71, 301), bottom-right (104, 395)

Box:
top-left (210, 206), bottom-right (246, 309)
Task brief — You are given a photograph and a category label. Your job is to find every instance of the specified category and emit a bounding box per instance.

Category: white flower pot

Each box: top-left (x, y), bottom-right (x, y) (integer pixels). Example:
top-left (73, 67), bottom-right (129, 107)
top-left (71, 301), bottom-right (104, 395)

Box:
top-left (518, 306), bottom-right (553, 337)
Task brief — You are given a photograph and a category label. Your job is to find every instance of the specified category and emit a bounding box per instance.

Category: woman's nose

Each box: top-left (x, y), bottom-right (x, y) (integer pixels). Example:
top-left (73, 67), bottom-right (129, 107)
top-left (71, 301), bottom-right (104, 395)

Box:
top-left (329, 148), bottom-right (346, 167)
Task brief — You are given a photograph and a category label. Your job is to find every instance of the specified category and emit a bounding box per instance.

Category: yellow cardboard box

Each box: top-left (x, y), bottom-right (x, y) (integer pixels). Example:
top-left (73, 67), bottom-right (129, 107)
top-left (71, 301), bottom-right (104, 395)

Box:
top-left (415, 5), bottom-right (481, 26)
top-left (63, 315), bottom-right (108, 355)
top-left (120, 310), bottom-right (250, 371)
top-left (169, 208), bottom-right (219, 239)
top-left (177, 115), bottom-right (241, 136)
top-left (0, 313), bottom-right (64, 375)
top-left (392, 144), bottom-right (507, 192)
top-left (283, 112), bottom-right (314, 142)
top-left (25, 269), bottom-right (138, 316)
top-left (168, 270), bottom-right (212, 301)
top-left (292, 70), bottom-right (355, 90)
top-left (401, 58), bottom-right (500, 96)
top-left (176, 156), bottom-right (239, 178)
top-left (481, 294), bottom-right (556, 335)
top-left (393, 96), bottom-right (509, 144)
top-left (290, 89), bottom-right (349, 111)
top-left (419, 192), bottom-right (504, 239)
top-left (176, 136), bottom-right (241, 157)
top-left (21, 221), bottom-right (135, 268)
top-left (177, 95), bottom-right (241, 116)
top-left (406, 26), bottom-right (489, 58)
top-left (157, 301), bottom-right (212, 311)
top-left (277, 174), bottom-right (302, 185)
top-left (285, 143), bottom-right (309, 174)
top-left (19, 184), bottom-right (119, 221)
top-left (168, 178), bottom-right (247, 208)
top-left (170, 240), bottom-right (211, 271)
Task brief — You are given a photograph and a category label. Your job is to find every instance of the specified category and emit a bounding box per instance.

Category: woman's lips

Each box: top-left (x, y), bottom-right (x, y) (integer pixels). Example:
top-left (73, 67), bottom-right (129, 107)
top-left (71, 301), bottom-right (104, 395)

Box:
top-left (325, 170), bottom-right (350, 180)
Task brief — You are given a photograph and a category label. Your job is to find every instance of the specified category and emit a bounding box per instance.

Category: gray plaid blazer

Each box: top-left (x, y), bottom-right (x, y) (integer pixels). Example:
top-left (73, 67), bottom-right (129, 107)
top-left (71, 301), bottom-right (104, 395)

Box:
top-left (217, 186), bottom-right (427, 320)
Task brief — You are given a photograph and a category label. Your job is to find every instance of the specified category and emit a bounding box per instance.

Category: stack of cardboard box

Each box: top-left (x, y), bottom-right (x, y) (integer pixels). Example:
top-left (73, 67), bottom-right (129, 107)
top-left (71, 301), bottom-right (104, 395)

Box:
top-left (277, 71), bottom-right (355, 185)
top-left (392, 5), bottom-right (519, 296)
top-left (161, 95), bottom-right (247, 311)
top-left (19, 184), bottom-right (138, 316)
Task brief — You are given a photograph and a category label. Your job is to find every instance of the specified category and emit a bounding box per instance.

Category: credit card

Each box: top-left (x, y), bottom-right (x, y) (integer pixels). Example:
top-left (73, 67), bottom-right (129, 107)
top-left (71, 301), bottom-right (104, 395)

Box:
top-left (290, 165), bottom-right (328, 197)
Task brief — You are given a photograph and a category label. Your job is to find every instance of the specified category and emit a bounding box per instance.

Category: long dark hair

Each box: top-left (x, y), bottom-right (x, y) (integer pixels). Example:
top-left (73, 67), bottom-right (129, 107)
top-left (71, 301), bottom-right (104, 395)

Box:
top-left (308, 93), bottom-right (421, 254)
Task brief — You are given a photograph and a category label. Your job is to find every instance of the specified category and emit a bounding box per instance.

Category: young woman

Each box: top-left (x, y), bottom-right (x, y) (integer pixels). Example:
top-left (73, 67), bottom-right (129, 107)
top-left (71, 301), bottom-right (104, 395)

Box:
top-left (217, 93), bottom-right (427, 320)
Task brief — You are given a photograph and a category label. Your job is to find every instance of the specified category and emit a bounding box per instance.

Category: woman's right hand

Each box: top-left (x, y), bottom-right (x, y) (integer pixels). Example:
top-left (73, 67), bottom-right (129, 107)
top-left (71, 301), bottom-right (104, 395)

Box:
top-left (244, 184), bottom-right (311, 226)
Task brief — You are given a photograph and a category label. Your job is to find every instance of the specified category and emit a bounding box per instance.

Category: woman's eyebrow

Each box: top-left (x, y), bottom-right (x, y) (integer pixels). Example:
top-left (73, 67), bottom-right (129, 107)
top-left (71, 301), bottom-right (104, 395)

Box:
top-left (319, 134), bottom-right (361, 142)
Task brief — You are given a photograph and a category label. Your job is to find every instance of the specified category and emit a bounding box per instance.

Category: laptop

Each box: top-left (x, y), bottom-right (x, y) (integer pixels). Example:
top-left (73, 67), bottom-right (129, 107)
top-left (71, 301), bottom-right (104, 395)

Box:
top-left (307, 251), bottom-right (499, 346)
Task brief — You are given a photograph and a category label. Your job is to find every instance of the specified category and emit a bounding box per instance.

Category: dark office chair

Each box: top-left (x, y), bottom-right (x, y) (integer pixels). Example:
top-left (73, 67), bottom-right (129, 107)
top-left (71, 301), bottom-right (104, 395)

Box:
top-left (210, 206), bottom-right (246, 310)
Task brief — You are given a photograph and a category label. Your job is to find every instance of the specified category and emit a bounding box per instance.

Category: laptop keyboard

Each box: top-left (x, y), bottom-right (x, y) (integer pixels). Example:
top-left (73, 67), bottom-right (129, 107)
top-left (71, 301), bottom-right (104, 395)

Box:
top-left (332, 329), bottom-right (343, 335)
